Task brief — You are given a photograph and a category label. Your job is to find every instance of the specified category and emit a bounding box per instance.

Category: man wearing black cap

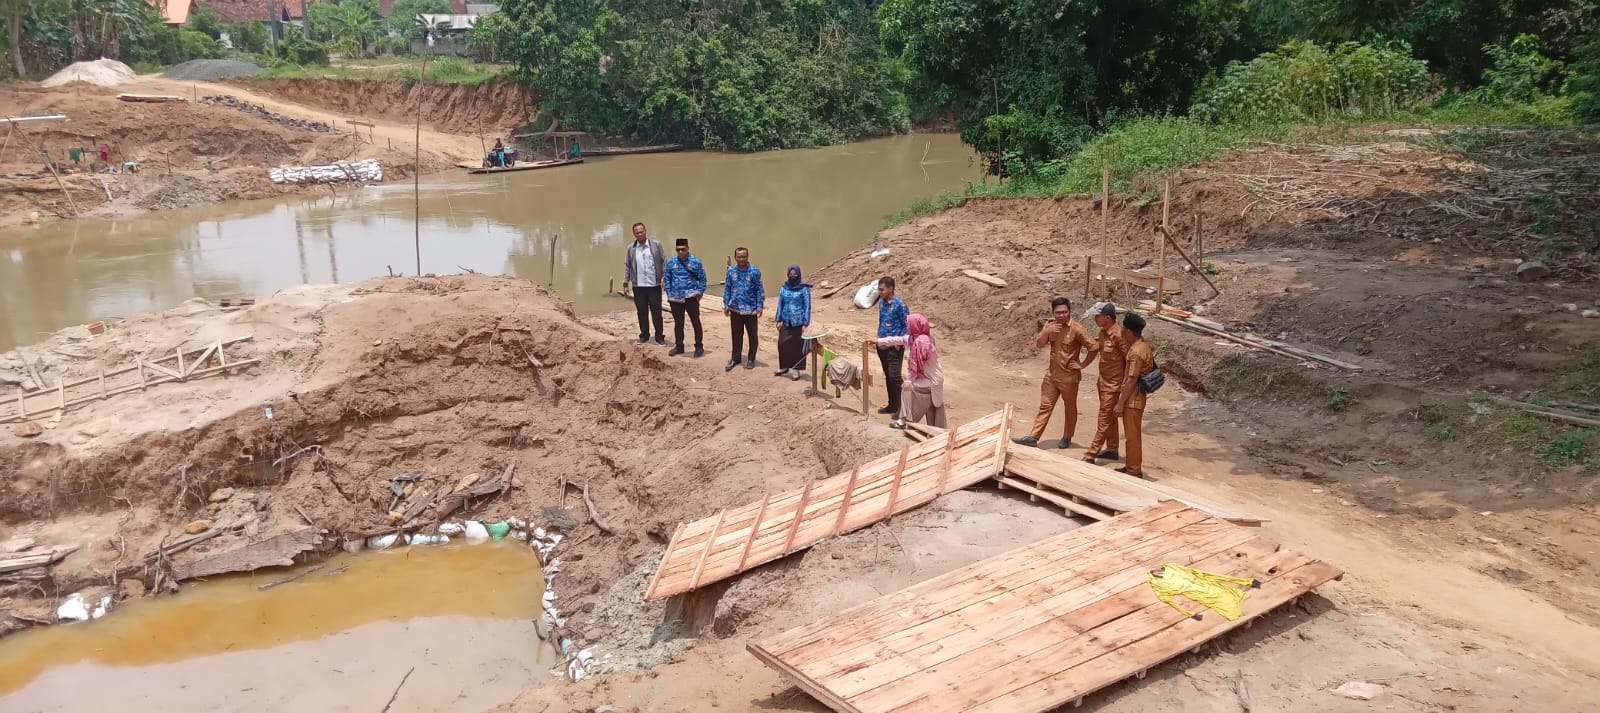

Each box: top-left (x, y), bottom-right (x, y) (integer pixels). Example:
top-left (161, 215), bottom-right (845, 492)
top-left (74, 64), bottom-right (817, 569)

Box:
top-left (1079, 302), bottom-right (1126, 463)
top-left (662, 238), bottom-right (707, 357)
top-left (1115, 312), bottom-right (1155, 478)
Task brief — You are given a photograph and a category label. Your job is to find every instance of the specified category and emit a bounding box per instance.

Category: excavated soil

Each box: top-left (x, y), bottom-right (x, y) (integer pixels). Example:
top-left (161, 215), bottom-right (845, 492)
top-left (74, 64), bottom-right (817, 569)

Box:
top-left (242, 77), bottom-right (534, 139)
top-left (0, 275), bottom-right (901, 650)
top-left (0, 84), bottom-right (455, 228)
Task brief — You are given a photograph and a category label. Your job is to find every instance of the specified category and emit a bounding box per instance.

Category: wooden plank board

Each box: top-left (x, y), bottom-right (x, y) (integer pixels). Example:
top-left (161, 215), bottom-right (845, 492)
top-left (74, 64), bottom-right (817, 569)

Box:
top-left (961, 269), bottom-right (1007, 288)
top-left (1086, 260), bottom-right (1181, 294)
top-left (1005, 446), bottom-right (1263, 525)
top-left (749, 503), bottom-right (1340, 713)
top-left (645, 408), bottom-right (1010, 600)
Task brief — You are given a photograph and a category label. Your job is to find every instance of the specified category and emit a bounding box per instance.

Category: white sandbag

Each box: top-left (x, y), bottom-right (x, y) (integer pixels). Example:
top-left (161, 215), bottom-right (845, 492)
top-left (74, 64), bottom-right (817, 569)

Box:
top-left (463, 520), bottom-right (490, 543)
top-left (853, 280), bottom-right (881, 309)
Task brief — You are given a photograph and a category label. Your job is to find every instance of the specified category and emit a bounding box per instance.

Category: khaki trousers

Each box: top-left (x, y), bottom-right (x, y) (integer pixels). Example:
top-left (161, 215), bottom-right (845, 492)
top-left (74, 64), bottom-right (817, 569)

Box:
top-left (1122, 405), bottom-right (1145, 474)
top-left (1028, 375), bottom-right (1081, 441)
top-left (1083, 381), bottom-right (1121, 457)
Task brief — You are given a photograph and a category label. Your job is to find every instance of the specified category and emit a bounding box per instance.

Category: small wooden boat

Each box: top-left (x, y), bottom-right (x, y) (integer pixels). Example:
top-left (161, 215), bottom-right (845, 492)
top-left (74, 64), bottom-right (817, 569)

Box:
top-left (466, 158), bottom-right (583, 174)
top-left (584, 144), bottom-right (685, 156)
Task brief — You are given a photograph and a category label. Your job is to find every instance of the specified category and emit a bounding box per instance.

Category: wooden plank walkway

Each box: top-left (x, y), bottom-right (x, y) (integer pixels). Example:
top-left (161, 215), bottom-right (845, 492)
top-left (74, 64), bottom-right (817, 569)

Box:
top-left (5, 337), bottom-right (258, 424)
top-left (1002, 446), bottom-right (1265, 525)
top-left (644, 405), bottom-right (1014, 601)
top-left (749, 501), bottom-right (1340, 713)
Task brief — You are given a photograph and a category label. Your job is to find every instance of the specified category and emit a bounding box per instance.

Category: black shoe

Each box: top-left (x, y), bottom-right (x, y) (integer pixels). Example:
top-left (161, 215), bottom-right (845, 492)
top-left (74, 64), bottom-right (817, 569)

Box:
top-left (638, 336), bottom-right (649, 344)
top-left (877, 405), bottom-right (896, 415)
top-left (654, 337), bottom-right (667, 346)
top-left (693, 348), bottom-right (704, 358)
top-left (1057, 439), bottom-right (1073, 449)
top-left (744, 358), bottom-right (756, 369)
top-left (725, 359), bottom-right (739, 371)
top-left (775, 368), bottom-right (790, 377)
top-left (668, 345), bottom-right (684, 356)
top-left (1012, 436), bottom-right (1039, 447)
top-left (1097, 450), bottom-right (1120, 461)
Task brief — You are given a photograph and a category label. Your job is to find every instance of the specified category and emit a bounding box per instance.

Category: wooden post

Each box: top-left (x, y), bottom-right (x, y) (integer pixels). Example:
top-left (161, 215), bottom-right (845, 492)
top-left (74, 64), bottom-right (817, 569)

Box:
top-left (1194, 212), bottom-right (1204, 264)
top-left (548, 234), bottom-right (558, 287)
top-left (861, 340), bottom-right (871, 418)
top-left (14, 386), bottom-right (25, 420)
top-left (175, 346), bottom-right (185, 380)
top-left (135, 356), bottom-right (147, 390)
top-left (1100, 168), bottom-right (1109, 259)
top-left (97, 370), bottom-right (106, 400)
top-left (56, 378), bottom-right (65, 412)
top-left (28, 135), bottom-right (80, 217)
top-left (0, 125), bottom-right (13, 165)
top-left (1157, 179), bottom-right (1170, 315)
top-left (809, 340), bottom-right (820, 395)
top-left (1083, 255), bottom-right (1093, 299)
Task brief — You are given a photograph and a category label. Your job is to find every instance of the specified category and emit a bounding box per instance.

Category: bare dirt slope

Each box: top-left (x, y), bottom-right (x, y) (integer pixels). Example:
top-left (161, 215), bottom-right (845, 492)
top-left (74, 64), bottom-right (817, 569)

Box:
top-left (242, 77), bottom-right (533, 140)
top-left (0, 76), bottom-right (487, 229)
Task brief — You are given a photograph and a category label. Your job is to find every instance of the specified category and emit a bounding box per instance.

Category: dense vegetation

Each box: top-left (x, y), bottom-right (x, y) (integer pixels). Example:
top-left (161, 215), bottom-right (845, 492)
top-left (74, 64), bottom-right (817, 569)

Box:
top-left (474, 0), bottom-right (909, 150)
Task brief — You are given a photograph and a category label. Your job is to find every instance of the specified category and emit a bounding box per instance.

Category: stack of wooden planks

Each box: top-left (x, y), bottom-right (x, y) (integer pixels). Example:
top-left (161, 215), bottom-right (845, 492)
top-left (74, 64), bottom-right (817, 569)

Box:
top-left (1000, 446), bottom-right (1263, 525)
top-left (644, 406), bottom-right (1014, 600)
top-left (5, 336), bottom-right (258, 424)
top-left (749, 501), bottom-right (1342, 713)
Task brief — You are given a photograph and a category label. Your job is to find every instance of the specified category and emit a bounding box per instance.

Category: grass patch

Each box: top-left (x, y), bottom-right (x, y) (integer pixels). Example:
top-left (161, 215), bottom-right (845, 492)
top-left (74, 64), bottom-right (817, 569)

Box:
top-left (1491, 411), bottom-right (1600, 471)
top-left (1324, 386), bottom-right (1357, 411)
top-left (250, 55), bottom-right (500, 84)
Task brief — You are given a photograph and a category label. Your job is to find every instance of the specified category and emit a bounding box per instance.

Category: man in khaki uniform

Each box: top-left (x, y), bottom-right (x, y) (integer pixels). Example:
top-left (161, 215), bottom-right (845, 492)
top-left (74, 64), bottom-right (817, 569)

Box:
top-left (1079, 302), bottom-right (1127, 463)
top-left (1116, 312), bottom-right (1156, 477)
top-left (1014, 296), bottom-right (1096, 448)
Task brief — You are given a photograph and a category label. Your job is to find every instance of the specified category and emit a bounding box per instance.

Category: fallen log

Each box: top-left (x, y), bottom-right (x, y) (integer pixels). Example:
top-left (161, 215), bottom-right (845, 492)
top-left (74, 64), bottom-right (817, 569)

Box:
top-left (0, 545), bottom-right (78, 574)
top-left (174, 528), bottom-right (324, 580)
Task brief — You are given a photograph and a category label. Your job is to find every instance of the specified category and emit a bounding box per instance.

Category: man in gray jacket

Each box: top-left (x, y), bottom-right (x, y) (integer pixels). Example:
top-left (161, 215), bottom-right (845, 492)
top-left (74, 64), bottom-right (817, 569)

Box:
top-left (623, 222), bottom-right (667, 344)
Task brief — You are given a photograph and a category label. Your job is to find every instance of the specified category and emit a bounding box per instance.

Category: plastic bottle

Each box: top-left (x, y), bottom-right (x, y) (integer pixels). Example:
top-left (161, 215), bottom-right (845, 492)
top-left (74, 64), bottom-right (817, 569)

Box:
top-left (486, 521), bottom-right (512, 540)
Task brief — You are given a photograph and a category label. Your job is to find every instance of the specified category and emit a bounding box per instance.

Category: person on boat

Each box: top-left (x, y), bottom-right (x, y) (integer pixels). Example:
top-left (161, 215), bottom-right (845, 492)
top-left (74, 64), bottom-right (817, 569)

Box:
top-left (869, 313), bottom-right (945, 429)
top-left (568, 139), bottom-right (581, 160)
top-left (491, 138), bottom-right (506, 167)
top-left (774, 264), bottom-right (811, 381)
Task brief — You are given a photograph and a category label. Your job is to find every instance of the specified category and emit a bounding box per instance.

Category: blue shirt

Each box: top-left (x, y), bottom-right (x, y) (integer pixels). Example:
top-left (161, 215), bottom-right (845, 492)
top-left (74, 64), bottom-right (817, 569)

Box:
top-left (878, 295), bottom-right (908, 338)
top-left (776, 283), bottom-right (811, 327)
top-left (662, 254), bottom-right (707, 301)
top-left (723, 264), bottom-right (765, 313)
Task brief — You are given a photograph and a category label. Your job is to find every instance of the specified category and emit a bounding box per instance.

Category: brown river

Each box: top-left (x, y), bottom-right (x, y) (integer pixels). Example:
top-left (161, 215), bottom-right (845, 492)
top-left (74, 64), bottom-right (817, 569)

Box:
top-left (0, 134), bottom-right (979, 352)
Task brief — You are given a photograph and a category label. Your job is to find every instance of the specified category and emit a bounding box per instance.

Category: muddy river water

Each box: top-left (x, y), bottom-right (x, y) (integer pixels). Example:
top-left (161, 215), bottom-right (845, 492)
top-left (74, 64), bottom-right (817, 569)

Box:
top-left (0, 134), bottom-right (979, 352)
top-left (0, 542), bottom-right (552, 712)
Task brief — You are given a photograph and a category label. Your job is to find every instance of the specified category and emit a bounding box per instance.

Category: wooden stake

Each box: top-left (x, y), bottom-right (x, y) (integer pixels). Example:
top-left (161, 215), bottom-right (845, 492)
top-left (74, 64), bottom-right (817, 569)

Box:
top-left (781, 479), bottom-right (815, 555)
top-left (24, 129), bottom-right (80, 217)
top-left (1157, 179), bottom-right (1170, 315)
top-left (833, 467), bottom-right (861, 532)
top-left (1083, 255), bottom-right (1093, 299)
top-left (135, 356), bottom-right (147, 390)
top-left (56, 378), bottom-right (65, 411)
top-left (734, 494), bottom-right (770, 572)
top-left (414, 47), bottom-right (430, 276)
top-left (935, 424), bottom-right (959, 495)
top-left (1194, 211), bottom-right (1204, 263)
top-left (1100, 168), bottom-right (1109, 259)
top-left (809, 341), bottom-right (820, 395)
top-left (885, 446), bottom-right (909, 517)
top-left (175, 346), bottom-right (185, 380)
top-left (861, 340), bottom-right (871, 418)
top-left (14, 386), bottom-right (25, 420)
top-left (687, 508), bottom-right (726, 590)
top-left (548, 234), bottom-right (558, 287)
top-left (97, 370), bottom-right (106, 399)
top-left (1156, 226), bottom-right (1222, 299)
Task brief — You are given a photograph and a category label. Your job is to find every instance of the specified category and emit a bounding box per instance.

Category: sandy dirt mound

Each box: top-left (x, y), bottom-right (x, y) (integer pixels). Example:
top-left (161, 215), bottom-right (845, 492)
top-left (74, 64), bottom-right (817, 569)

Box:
top-left (243, 77), bottom-right (534, 138)
top-left (0, 275), bottom-right (904, 649)
top-left (0, 84), bottom-right (453, 227)
top-left (39, 59), bottom-right (136, 88)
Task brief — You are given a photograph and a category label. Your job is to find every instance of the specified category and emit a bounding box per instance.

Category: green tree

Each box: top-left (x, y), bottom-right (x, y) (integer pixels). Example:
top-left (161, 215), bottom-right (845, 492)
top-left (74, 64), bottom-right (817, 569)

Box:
top-left (228, 21), bottom-right (269, 53)
top-left (1573, 29), bottom-right (1600, 120)
top-left (325, 0), bottom-right (381, 56)
top-left (388, 0), bottom-right (451, 37)
top-left (278, 24), bottom-right (330, 65)
top-left (186, 6), bottom-right (222, 39)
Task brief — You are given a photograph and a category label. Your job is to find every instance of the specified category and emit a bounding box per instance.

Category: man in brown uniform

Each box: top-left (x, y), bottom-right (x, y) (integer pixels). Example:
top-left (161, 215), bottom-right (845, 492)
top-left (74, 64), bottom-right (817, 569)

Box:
top-left (1078, 302), bottom-right (1127, 462)
top-left (1115, 312), bottom-right (1156, 477)
top-left (1014, 296), bottom-right (1096, 448)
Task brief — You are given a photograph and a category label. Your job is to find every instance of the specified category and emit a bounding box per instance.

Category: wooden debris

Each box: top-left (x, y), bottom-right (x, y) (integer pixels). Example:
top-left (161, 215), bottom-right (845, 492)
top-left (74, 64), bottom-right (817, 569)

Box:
top-left (258, 563), bottom-right (325, 591)
top-left (0, 545), bottom-right (78, 574)
top-left (173, 528), bottom-right (324, 580)
top-left (748, 502), bottom-right (1341, 713)
top-left (1149, 311), bottom-right (1362, 371)
top-left (117, 93), bottom-right (186, 103)
top-left (433, 463), bottom-right (512, 522)
top-left (961, 269), bottom-right (1007, 288)
top-left (646, 408), bottom-right (1012, 600)
top-left (580, 482), bottom-right (619, 534)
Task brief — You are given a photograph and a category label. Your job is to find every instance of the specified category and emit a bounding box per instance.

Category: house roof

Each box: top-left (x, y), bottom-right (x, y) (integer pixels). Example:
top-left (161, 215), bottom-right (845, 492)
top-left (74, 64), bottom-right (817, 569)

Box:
top-left (196, 0), bottom-right (313, 23)
top-left (150, 0), bottom-right (192, 25)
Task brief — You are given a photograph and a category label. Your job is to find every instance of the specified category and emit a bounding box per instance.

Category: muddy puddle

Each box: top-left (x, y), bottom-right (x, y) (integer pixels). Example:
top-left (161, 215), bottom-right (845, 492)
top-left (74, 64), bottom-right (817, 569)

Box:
top-left (0, 134), bottom-right (980, 351)
top-left (0, 542), bottom-right (552, 712)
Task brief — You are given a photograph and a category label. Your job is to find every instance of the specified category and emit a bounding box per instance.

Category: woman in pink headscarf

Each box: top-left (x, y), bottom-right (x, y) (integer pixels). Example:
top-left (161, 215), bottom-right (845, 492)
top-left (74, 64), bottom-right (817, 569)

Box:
top-left (868, 313), bottom-right (945, 428)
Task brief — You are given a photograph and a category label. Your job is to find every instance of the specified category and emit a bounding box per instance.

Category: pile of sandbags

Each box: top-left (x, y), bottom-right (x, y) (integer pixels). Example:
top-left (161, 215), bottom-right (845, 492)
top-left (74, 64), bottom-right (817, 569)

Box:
top-left (268, 159), bottom-right (382, 185)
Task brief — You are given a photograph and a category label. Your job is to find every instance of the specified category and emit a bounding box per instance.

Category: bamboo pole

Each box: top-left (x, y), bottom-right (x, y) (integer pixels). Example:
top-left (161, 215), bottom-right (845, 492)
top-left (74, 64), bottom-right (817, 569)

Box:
top-left (1100, 168), bottom-right (1109, 260)
top-left (1194, 212), bottom-right (1204, 263)
top-left (1155, 226), bottom-right (1222, 299)
top-left (414, 47), bottom-right (430, 276)
top-left (22, 127), bottom-right (80, 217)
top-left (861, 340), bottom-right (871, 418)
top-left (1157, 179), bottom-right (1170, 315)
top-left (548, 234), bottom-right (558, 287)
